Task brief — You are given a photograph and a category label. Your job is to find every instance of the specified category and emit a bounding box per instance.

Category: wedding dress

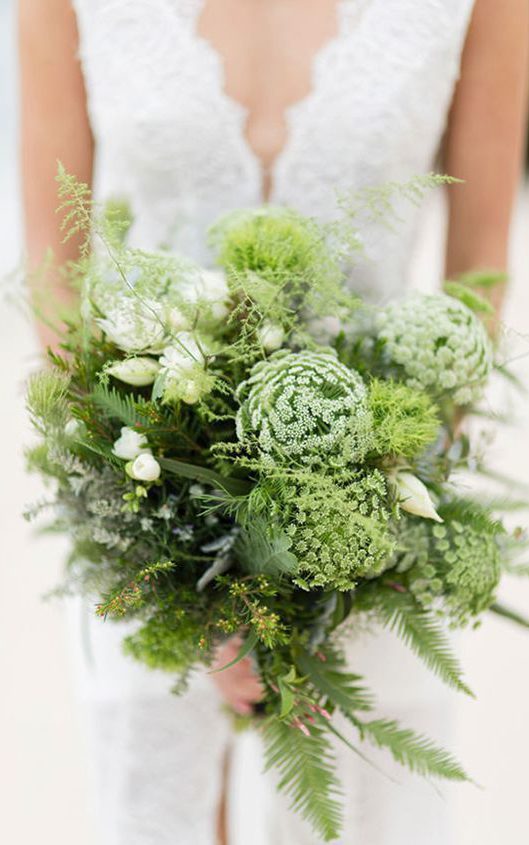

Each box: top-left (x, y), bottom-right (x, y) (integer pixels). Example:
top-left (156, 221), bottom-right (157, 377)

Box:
top-left (70, 1), bottom-right (476, 842)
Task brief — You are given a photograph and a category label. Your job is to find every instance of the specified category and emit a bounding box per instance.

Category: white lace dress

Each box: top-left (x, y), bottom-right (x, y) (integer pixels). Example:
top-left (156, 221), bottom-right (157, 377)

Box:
top-left (70, 1), bottom-right (476, 842)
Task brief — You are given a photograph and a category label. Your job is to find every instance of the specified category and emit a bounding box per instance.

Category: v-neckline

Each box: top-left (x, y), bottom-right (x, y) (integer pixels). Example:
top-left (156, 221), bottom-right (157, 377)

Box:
top-left (191, 0), bottom-right (365, 203)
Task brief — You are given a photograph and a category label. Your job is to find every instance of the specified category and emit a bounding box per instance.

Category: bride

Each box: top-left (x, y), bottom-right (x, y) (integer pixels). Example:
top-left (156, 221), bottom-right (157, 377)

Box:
top-left (19, 1), bottom-right (528, 843)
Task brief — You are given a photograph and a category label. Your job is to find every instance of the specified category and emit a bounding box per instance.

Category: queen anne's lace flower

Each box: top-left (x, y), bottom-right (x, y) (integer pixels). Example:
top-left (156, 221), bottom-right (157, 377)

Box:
top-left (284, 471), bottom-right (394, 590)
top-left (392, 516), bottom-right (501, 626)
top-left (236, 350), bottom-right (373, 466)
top-left (376, 294), bottom-right (493, 404)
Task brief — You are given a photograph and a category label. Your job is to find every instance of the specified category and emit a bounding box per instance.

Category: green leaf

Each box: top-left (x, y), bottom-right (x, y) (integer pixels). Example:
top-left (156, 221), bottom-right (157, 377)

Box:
top-left (209, 629), bottom-right (258, 674)
top-left (278, 668), bottom-right (297, 718)
top-left (352, 717), bottom-right (469, 781)
top-left (366, 587), bottom-right (474, 697)
top-left (443, 281), bottom-right (494, 315)
top-left (159, 457), bottom-right (252, 496)
top-left (295, 647), bottom-right (373, 713)
top-left (456, 269), bottom-right (508, 289)
top-left (234, 519), bottom-right (299, 577)
top-left (262, 717), bottom-right (343, 841)
top-left (490, 602), bottom-right (529, 629)
top-left (90, 383), bottom-right (150, 427)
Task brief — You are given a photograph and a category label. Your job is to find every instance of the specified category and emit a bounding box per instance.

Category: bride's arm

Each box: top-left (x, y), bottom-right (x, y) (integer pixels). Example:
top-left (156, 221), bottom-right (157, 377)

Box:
top-left (444, 0), bottom-right (529, 314)
top-left (19, 0), bottom-right (94, 350)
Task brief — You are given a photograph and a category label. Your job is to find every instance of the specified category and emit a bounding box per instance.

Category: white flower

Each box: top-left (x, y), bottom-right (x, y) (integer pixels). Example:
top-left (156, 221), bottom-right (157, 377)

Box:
top-left (391, 471), bottom-right (443, 523)
top-left (173, 269), bottom-right (229, 325)
top-left (159, 335), bottom-right (206, 375)
top-left (64, 418), bottom-right (82, 438)
top-left (112, 426), bottom-right (150, 460)
top-left (257, 321), bottom-right (285, 352)
top-left (198, 269), bottom-right (230, 320)
top-left (168, 307), bottom-right (192, 333)
top-left (97, 297), bottom-right (166, 353)
top-left (107, 357), bottom-right (161, 387)
top-left (307, 315), bottom-right (343, 343)
top-left (127, 453), bottom-right (161, 482)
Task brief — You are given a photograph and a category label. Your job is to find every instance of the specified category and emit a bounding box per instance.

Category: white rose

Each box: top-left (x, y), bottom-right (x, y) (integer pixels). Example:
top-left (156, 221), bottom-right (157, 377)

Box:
top-left (97, 297), bottom-right (166, 353)
top-left (392, 472), bottom-right (443, 523)
top-left (107, 357), bottom-right (161, 387)
top-left (127, 453), bottom-right (161, 482)
top-left (112, 426), bottom-right (150, 460)
top-left (257, 321), bottom-right (285, 352)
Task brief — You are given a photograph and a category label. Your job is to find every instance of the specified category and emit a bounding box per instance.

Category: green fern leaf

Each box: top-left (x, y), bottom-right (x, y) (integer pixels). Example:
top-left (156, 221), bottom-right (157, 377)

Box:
top-left (295, 646), bottom-right (374, 713)
top-left (262, 717), bottom-right (343, 842)
top-left (90, 384), bottom-right (149, 428)
top-left (352, 717), bottom-right (468, 781)
top-left (235, 519), bottom-right (298, 577)
top-left (370, 588), bottom-right (473, 696)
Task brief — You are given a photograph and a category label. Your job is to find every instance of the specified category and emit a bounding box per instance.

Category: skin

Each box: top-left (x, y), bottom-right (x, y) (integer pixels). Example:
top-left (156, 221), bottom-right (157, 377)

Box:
top-left (19, 0), bottom-right (529, 716)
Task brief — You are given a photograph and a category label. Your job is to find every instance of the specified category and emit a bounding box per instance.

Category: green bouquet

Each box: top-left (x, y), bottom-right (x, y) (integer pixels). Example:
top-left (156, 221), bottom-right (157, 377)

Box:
top-left (26, 170), bottom-right (528, 841)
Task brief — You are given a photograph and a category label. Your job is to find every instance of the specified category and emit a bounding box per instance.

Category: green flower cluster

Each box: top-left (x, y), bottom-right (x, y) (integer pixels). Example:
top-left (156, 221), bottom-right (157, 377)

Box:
top-left (376, 293), bottom-right (493, 404)
top-left (393, 514), bottom-right (501, 626)
top-left (236, 350), bottom-right (373, 467)
top-left (283, 471), bottom-right (394, 590)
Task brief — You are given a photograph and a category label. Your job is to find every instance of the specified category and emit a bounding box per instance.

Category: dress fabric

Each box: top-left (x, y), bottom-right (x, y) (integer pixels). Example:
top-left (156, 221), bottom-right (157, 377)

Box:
top-left (70, 1), bottom-right (475, 842)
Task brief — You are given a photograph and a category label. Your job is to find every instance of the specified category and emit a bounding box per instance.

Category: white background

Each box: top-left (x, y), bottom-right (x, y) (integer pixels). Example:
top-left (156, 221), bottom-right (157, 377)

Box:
top-left (1, 2), bottom-right (529, 842)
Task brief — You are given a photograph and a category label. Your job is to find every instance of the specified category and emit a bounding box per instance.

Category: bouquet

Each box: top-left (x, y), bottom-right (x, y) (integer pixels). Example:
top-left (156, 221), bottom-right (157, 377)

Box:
top-left (26, 170), bottom-right (529, 841)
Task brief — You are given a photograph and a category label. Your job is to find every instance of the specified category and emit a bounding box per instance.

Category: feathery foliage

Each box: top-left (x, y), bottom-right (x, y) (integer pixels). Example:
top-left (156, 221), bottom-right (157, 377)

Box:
top-left (262, 717), bottom-right (343, 842)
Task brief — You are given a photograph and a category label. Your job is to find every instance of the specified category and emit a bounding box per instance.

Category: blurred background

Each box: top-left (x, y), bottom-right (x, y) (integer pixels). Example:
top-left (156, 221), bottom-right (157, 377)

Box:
top-left (1, 1), bottom-right (529, 843)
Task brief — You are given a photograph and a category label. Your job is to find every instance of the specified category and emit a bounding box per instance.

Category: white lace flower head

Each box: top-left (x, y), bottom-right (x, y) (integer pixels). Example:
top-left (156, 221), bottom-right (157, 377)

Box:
top-left (236, 349), bottom-right (373, 466)
top-left (376, 293), bottom-right (493, 404)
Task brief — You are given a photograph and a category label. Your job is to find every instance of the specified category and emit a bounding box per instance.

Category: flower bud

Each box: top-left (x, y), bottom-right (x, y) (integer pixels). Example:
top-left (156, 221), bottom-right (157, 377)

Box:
top-left (64, 418), bottom-right (82, 438)
top-left (112, 426), bottom-right (149, 460)
top-left (127, 452), bottom-right (161, 482)
top-left (257, 321), bottom-right (285, 352)
top-left (392, 471), bottom-right (443, 522)
top-left (107, 357), bottom-right (161, 387)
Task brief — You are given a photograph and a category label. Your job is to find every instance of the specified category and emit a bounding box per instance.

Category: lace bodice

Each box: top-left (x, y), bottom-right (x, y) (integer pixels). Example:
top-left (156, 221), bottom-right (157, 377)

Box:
top-left (73, 0), bottom-right (475, 300)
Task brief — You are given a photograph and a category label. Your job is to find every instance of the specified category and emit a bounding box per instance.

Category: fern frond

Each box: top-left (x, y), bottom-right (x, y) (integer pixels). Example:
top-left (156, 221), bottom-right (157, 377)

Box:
top-left (369, 588), bottom-right (473, 696)
top-left (262, 717), bottom-right (343, 842)
top-left (295, 646), bottom-right (374, 713)
top-left (352, 717), bottom-right (468, 781)
top-left (438, 498), bottom-right (505, 536)
top-left (90, 384), bottom-right (149, 428)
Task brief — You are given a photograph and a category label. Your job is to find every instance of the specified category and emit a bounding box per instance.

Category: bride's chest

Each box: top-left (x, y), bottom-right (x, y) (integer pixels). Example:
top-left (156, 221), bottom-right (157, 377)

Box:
top-left (74, 0), bottom-right (474, 209)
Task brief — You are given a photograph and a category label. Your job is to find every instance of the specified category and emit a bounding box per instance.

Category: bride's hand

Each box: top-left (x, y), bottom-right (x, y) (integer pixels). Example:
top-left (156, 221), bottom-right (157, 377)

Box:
top-left (210, 635), bottom-right (264, 715)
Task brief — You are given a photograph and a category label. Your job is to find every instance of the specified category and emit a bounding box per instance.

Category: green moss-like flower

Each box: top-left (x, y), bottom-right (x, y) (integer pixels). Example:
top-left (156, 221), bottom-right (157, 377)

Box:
top-left (236, 350), bottom-right (374, 467)
top-left (210, 207), bottom-right (334, 285)
top-left (283, 471), bottom-right (394, 590)
top-left (376, 294), bottom-right (493, 404)
top-left (368, 379), bottom-right (440, 458)
top-left (392, 513), bottom-right (501, 626)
